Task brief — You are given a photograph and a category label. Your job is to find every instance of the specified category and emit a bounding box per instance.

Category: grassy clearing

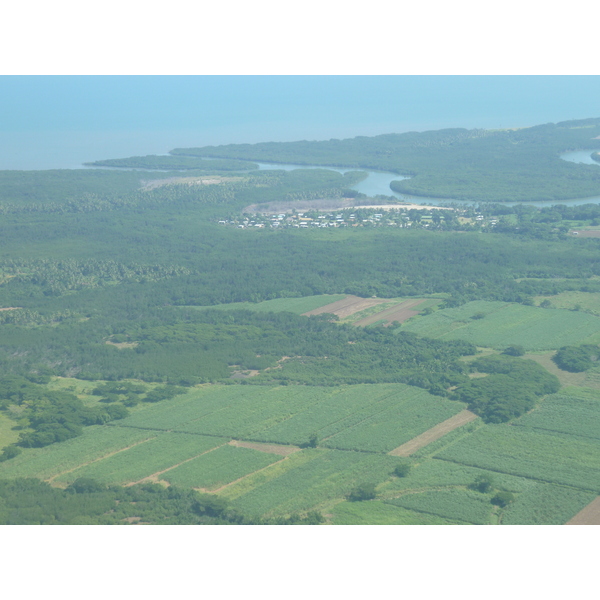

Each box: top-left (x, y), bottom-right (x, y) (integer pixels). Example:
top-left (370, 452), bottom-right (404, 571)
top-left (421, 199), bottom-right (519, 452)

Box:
top-left (0, 412), bottom-right (19, 450)
top-left (187, 294), bottom-right (347, 315)
top-left (524, 352), bottom-right (591, 388)
top-left (0, 425), bottom-right (156, 481)
top-left (401, 301), bottom-right (600, 351)
top-left (534, 291), bottom-right (600, 315)
top-left (53, 432), bottom-right (227, 486)
top-left (436, 425), bottom-right (600, 491)
top-left (161, 444), bottom-right (282, 490)
top-left (384, 489), bottom-right (493, 524)
top-left (330, 500), bottom-right (462, 525)
top-left (514, 393), bottom-right (600, 440)
top-left (501, 483), bottom-right (596, 525)
top-left (229, 449), bottom-right (401, 517)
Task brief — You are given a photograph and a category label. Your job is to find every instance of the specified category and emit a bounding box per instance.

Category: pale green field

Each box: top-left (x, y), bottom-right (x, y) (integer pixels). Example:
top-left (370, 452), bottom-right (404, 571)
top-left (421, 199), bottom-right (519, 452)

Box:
top-left (435, 424), bottom-right (600, 491)
top-left (188, 294), bottom-right (347, 315)
top-left (0, 425), bottom-right (156, 481)
top-left (330, 500), bottom-right (462, 525)
top-left (53, 432), bottom-right (227, 486)
top-left (534, 291), bottom-right (600, 315)
top-left (400, 301), bottom-right (600, 350)
top-left (0, 412), bottom-right (19, 451)
top-left (115, 383), bottom-right (465, 453)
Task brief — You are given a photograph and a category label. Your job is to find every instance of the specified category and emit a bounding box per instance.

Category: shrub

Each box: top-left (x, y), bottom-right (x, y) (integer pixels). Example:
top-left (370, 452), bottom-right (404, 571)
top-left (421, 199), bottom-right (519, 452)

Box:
top-left (347, 483), bottom-right (377, 502)
top-left (491, 491), bottom-right (515, 507)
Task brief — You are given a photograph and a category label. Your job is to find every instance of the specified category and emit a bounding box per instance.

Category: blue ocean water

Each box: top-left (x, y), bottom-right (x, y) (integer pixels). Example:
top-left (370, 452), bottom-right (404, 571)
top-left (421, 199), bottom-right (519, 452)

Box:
top-left (1, 75), bottom-right (600, 170)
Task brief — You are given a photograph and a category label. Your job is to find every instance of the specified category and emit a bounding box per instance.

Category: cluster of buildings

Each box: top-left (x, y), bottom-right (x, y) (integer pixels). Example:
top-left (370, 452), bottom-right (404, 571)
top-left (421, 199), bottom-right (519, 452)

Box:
top-left (217, 207), bottom-right (499, 230)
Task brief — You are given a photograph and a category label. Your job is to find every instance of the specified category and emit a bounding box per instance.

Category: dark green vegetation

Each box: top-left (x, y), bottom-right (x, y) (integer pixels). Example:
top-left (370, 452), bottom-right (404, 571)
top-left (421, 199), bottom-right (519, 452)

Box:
top-left (553, 344), bottom-right (599, 372)
top-left (452, 354), bottom-right (560, 423)
top-left (2, 118), bottom-right (600, 525)
top-left (84, 155), bottom-right (259, 171)
top-left (0, 478), bottom-right (323, 524)
top-left (172, 118), bottom-right (600, 202)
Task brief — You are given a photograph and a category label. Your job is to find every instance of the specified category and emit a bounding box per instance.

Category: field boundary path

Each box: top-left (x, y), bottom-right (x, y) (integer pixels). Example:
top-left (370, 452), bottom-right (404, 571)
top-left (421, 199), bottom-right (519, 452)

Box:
top-left (302, 295), bottom-right (389, 319)
top-left (566, 496), bottom-right (600, 524)
top-left (228, 439), bottom-right (301, 456)
top-left (352, 298), bottom-right (427, 327)
top-left (388, 410), bottom-right (479, 457)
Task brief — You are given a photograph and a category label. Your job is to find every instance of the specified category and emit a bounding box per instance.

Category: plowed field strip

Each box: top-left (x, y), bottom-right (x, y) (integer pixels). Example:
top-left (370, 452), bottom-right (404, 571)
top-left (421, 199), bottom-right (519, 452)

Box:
top-left (228, 439), bottom-right (301, 456)
top-left (388, 410), bottom-right (479, 457)
top-left (302, 295), bottom-right (389, 318)
top-left (566, 496), bottom-right (600, 524)
top-left (353, 299), bottom-right (427, 326)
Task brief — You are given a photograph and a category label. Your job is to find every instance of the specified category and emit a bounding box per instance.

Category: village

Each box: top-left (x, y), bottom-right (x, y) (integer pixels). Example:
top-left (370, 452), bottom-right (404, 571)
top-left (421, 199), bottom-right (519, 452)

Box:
top-left (217, 205), bottom-right (498, 230)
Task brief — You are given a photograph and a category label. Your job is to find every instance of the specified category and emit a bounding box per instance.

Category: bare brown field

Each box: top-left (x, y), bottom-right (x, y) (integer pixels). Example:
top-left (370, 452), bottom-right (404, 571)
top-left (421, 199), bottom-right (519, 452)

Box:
top-left (228, 439), bottom-right (301, 456)
top-left (566, 496), bottom-right (600, 525)
top-left (302, 295), bottom-right (389, 319)
top-left (388, 410), bottom-right (479, 457)
top-left (352, 299), bottom-right (427, 327)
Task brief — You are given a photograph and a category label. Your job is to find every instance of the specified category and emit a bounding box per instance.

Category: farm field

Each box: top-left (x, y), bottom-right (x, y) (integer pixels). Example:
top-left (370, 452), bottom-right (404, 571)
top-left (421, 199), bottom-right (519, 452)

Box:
top-left (188, 294), bottom-right (347, 315)
top-left (0, 425), bottom-right (156, 481)
top-left (52, 432), bottom-right (227, 486)
top-left (330, 500), bottom-right (462, 525)
top-left (388, 410), bottom-right (479, 456)
top-left (566, 496), bottom-right (600, 525)
top-left (301, 295), bottom-right (390, 318)
top-left (382, 458), bottom-right (536, 494)
top-left (351, 298), bottom-right (429, 326)
top-left (514, 393), bottom-right (600, 440)
top-left (501, 482), bottom-right (597, 525)
top-left (227, 449), bottom-right (402, 517)
top-left (534, 290), bottom-right (600, 315)
top-left (435, 424), bottom-right (600, 491)
top-left (400, 301), bottom-right (600, 350)
top-left (116, 383), bottom-right (466, 453)
top-left (384, 489), bottom-right (493, 524)
top-left (161, 444), bottom-right (283, 490)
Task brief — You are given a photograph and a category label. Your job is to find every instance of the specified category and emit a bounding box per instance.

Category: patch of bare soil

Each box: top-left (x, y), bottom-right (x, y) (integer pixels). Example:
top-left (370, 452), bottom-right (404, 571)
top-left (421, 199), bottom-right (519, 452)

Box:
top-left (388, 410), bottom-right (479, 457)
top-left (228, 439), bottom-right (301, 456)
top-left (141, 176), bottom-right (240, 191)
top-left (570, 229), bottom-right (600, 237)
top-left (566, 496), bottom-right (600, 525)
top-left (105, 340), bottom-right (139, 349)
top-left (302, 295), bottom-right (389, 319)
top-left (352, 299), bottom-right (427, 326)
top-left (230, 369), bottom-right (260, 379)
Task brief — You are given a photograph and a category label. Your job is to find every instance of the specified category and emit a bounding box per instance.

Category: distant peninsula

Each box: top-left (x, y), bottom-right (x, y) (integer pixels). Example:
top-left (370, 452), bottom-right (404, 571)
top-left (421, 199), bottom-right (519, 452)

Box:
top-left (171, 118), bottom-right (600, 202)
top-left (84, 155), bottom-right (258, 172)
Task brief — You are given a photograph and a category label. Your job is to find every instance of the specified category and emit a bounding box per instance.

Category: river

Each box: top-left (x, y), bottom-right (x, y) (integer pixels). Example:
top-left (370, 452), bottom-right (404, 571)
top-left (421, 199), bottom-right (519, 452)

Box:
top-left (255, 151), bottom-right (600, 207)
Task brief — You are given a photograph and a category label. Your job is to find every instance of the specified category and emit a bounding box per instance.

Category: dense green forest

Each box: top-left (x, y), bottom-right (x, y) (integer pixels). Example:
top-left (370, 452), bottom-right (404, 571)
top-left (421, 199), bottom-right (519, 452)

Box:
top-left (2, 118), bottom-right (600, 525)
top-left (172, 118), bottom-right (600, 202)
